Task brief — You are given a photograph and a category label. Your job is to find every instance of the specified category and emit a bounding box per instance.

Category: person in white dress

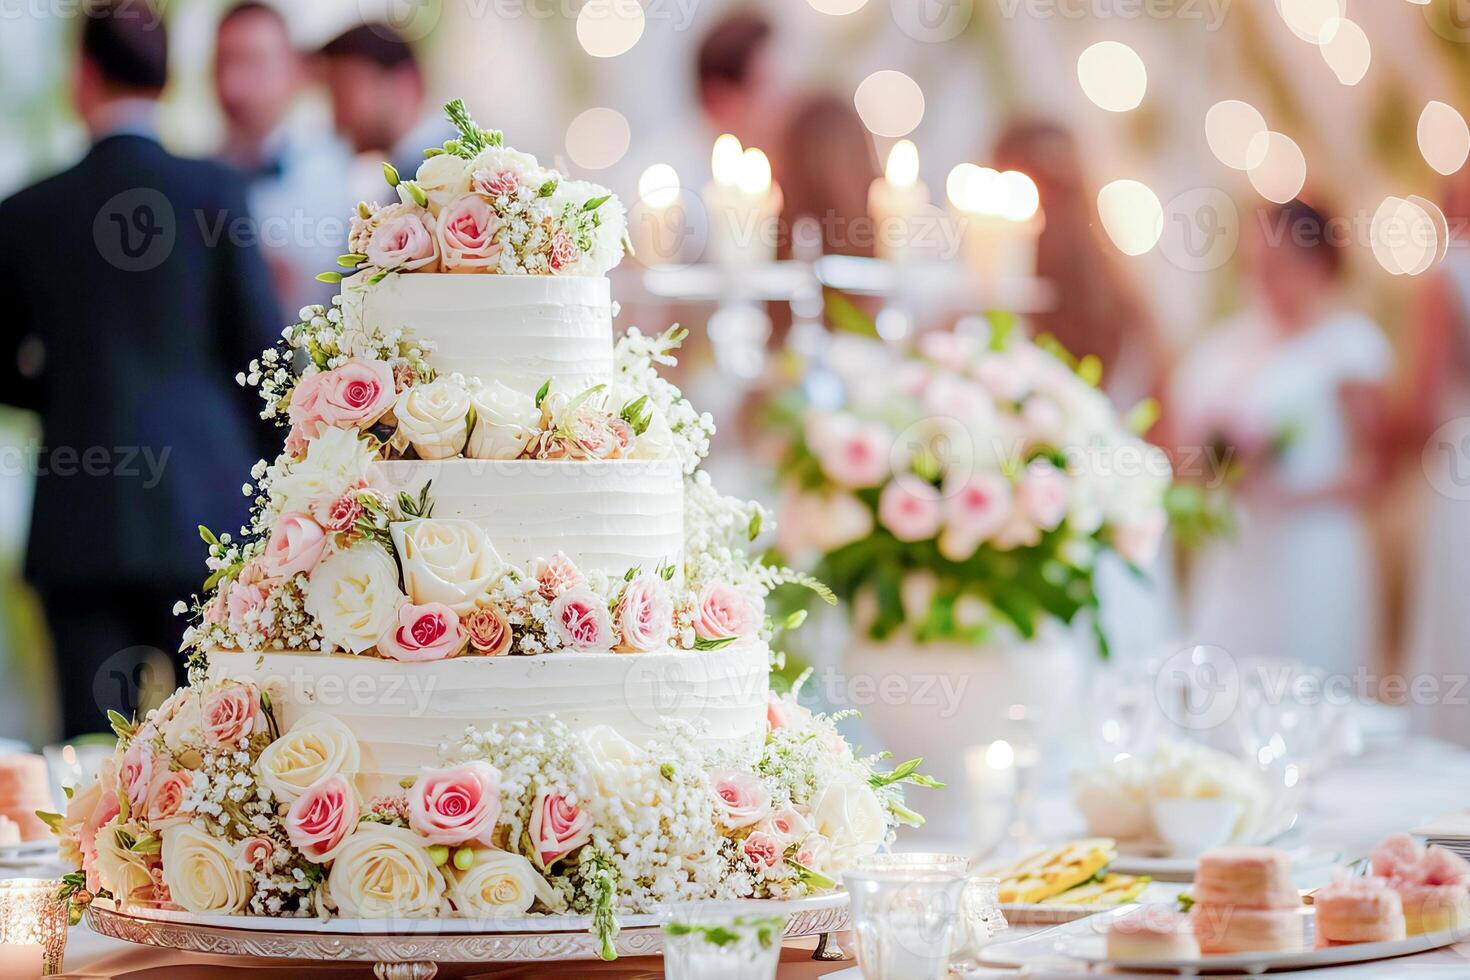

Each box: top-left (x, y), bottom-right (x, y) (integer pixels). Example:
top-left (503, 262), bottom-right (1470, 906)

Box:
top-left (1171, 200), bottom-right (1393, 676)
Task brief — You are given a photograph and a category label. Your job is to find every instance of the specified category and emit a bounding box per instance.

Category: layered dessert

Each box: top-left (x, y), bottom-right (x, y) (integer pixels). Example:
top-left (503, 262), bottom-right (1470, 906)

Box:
top-left (1106, 908), bottom-right (1200, 961)
top-left (44, 102), bottom-right (929, 953)
top-left (1370, 833), bottom-right (1470, 936)
top-left (0, 753), bottom-right (53, 841)
top-left (1189, 847), bottom-right (1305, 954)
top-left (1313, 876), bottom-right (1406, 946)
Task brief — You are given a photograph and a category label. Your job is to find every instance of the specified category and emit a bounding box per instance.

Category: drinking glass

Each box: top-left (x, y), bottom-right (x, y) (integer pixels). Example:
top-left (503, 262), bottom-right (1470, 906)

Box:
top-left (843, 866), bottom-right (966, 980)
top-left (855, 853), bottom-right (1009, 966)
top-left (660, 900), bottom-right (787, 980)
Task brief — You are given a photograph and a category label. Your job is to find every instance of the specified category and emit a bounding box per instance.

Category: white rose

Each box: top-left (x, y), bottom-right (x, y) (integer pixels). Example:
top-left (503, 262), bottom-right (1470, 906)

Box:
top-left (255, 712), bottom-right (361, 804)
top-left (305, 543), bottom-right (404, 654)
top-left (391, 518), bottom-right (503, 614)
top-left (468, 146), bottom-right (546, 187)
top-left (447, 849), bottom-right (558, 916)
top-left (628, 404), bottom-right (675, 460)
top-left (93, 817), bottom-right (155, 907)
top-left (326, 824), bottom-right (446, 918)
top-left (268, 426), bottom-right (375, 517)
top-left (809, 772), bottom-right (888, 867)
top-left (466, 381), bottom-right (539, 460)
top-left (156, 688), bottom-right (204, 753)
top-left (161, 824), bottom-right (251, 914)
top-left (415, 153), bottom-right (473, 216)
top-left (395, 379), bottom-right (471, 460)
top-left (580, 725), bottom-right (646, 794)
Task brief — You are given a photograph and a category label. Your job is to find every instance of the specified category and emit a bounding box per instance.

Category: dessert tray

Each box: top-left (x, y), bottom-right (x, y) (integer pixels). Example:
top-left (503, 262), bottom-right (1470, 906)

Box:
top-left (983, 905), bottom-right (1464, 976)
top-left (85, 892), bottom-right (849, 977)
top-left (0, 839), bottom-right (58, 865)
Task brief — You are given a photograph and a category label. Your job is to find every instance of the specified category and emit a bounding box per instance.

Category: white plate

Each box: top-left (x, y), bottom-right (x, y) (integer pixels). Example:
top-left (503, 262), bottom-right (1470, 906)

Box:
top-left (0, 839), bottom-right (58, 861)
top-left (91, 891), bottom-right (848, 935)
top-left (1110, 844), bottom-right (1334, 881)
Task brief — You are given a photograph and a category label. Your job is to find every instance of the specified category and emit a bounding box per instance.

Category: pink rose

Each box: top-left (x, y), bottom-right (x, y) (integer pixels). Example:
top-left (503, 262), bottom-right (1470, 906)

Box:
top-left (295, 359), bottom-right (397, 434)
top-left (321, 484), bottom-right (367, 534)
top-left (813, 416), bottom-right (890, 489)
top-left (235, 836), bottom-right (276, 872)
top-left (742, 830), bottom-right (781, 871)
top-left (548, 229), bottom-right (578, 272)
top-left (120, 739), bottom-right (154, 814)
top-left (550, 586), bottom-right (614, 651)
top-left (877, 481), bottom-right (944, 542)
top-left (226, 578), bottom-right (271, 632)
top-left (528, 789), bottom-right (593, 870)
top-left (710, 769), bottom-right (771, 829)
top-left (535, 552), bottom-right (584, 600)
top-left (145, 769), bottom-right (192, 828)
top-left (1016, 459), bottom-right (1069, 531)
top-left (377, 601), bottom-right (467, 662)
top-left (263, 512), bottom-right (328, 578)
top-left (793, 832), bottom-right (830, 869)
top-left (939, 472), bottom-right (1013, 560)
top-left (614, 576), bottom-right (673, 653)
top-left (694, 583), bottom-right (758, 643)
top-left (284, 421), bottom-right (310, 458)
top-left (473, 169), bottom-right (520, 199)
top-left (285, 774), bottom-right (360, 863)
top-left (766, 693), bottom-right (813, 732)
top-left (463, 606), bottom-right (513, 656)
top-left (437, 193), bottom-right (504, 272)
top-left (1112, 509), bottom-right (1167, 566)
top-left (407, 761), bottom-right (501, 847)
top-left (366, 205), bottom-right (439, 271)
top-left (77, 761), bottom-right (120, 894)
top-left (203, 683), bottom-right (267, 747)
top-left (203, 595), bottom-right (227, 625)
top-left (760, 806), bottom-right (811, 847)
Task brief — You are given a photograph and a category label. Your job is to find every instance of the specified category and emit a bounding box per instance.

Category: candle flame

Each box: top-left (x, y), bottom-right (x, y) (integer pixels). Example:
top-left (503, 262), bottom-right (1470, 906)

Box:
top-left (737, 147), bottom-right (772, 196)
top-left (712, 134), bottom-right (744, 187)
top-left (885, 139), bottom-right (920, 189)
top-left (638, 163), bottom-right (681, 208)
top-left (947, 164), bottom-right (1038, 221)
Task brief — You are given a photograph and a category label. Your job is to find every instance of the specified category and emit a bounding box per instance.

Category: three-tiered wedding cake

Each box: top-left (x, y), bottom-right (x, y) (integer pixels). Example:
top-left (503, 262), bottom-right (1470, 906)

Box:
top-left (46, 102), bottom-right (928, 953)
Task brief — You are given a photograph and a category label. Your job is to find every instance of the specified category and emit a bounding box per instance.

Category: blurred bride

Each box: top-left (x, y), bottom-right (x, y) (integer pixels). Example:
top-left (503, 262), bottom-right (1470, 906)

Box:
top-left (1170, 200), bottom-right (1392, 675)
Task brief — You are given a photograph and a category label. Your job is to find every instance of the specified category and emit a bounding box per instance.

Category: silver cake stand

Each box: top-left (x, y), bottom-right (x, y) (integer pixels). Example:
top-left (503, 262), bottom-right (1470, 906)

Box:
top-left (86, 894), bottom-right (850, 978)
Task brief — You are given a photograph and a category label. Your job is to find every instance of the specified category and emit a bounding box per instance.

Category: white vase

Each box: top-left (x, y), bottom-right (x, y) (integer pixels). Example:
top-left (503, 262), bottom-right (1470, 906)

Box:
top-left (843, 621), bottom-right (1085, 843)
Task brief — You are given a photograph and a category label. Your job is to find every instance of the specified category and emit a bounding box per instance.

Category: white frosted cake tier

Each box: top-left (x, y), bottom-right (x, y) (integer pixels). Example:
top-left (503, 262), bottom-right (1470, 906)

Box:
top-left (346, 273), bottom-right (614, 395)
top-left (207, 645), bottom-right (770, 797)
top-left (371, 458), bottom-right (684, 577)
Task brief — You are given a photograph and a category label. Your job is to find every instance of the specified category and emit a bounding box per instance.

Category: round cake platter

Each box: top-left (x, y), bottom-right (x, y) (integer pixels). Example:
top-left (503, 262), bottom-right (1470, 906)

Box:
top-left (85, 892), bottom-right (850, 978)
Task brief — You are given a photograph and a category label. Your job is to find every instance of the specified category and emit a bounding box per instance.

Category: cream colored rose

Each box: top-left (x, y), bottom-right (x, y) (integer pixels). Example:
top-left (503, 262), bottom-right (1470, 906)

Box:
top-left (580, 725), bottom-right (646, 795)
top-left (628, 404), bottom-right (675, 460)
top-left (448, 849), bottom-right (559, 917)
top-left (255, 712), bottom-right (361, 804)
top-left (809, 772), bottom-right (888, 867)
top-left (325, 824), bottom-right (446, 918)
top-left (93, 817), bottom-right (154, 907)
top-left (391, 518), bottom-right (503, 614)
top-left (415, 153), bottom-right (473, 216)
top-left (466, 382), bottom-right (539, 460)
top-left (395, 379), bottom-right (471, 460)
top-left (305, 543), bottom-right (404, 654)
top-left (161, 824), bottom-right (251, 914)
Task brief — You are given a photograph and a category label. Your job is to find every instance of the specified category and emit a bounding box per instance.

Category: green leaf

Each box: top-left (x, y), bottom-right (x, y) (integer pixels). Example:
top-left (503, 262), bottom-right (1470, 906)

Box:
top-left (747, 510), bottom-right (763, 541)
top-left (693, 635), bottom-right (738, 651)
top-left (316, 271), bottom-right (343, 284)
top-left (337, 253), bottom-right (368, 268)
top-left (403, 181), bottom-right (428, 208)
top-left (130, 834), bottom-right (161, 855)
top-left (198, 525), bottom-right (220, 548)
top-left (781, 609), bottom-right (808, 631)
top-left (34, 810), bottom-right (64, 834)
top-left (538, 179), bottom-right (559, 198)
top-left (534, 379), bottom-right (552, 409)
top-left (382, 162), bottom-right (401, 187)
top-left (582, 194), bottom-right (611, 212)
top-left (789, 858), bottom-right (837, 891)
top-left (423, 147), bottom-right (445, 159)
top-left (108, 709), bottom-right (136, 741)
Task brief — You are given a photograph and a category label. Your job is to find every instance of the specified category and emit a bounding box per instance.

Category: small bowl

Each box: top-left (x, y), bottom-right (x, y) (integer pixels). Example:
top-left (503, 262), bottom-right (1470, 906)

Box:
top-left (1151, 797), bottom-right (1240, 857)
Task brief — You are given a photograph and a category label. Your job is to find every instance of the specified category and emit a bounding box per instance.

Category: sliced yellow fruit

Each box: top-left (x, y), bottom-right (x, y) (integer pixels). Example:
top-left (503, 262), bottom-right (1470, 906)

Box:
top-left (1044, 873), bottom-right (1152, 906)
top-left (981, 838), bottom-right (1118, 904)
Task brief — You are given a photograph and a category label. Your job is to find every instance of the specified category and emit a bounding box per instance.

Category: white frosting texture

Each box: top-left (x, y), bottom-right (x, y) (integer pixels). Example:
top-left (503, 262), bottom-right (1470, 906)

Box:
top-left (208, 646), bottom-right (770, 797)
top-left (371, 458), bottom-right (684, 577)
top-left (352, 273), bottom-right (615, 396)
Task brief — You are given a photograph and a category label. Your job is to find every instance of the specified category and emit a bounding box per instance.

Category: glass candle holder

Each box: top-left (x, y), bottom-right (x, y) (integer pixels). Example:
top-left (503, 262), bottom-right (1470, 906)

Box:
top-left (843, 867), bottom-right (966, 980)
top-left (660, 900), bottom-right (788, 980)
top-left (854, 853), bottom-right (1009, 966)
top-left (0, 878), bottom-right (68, 977)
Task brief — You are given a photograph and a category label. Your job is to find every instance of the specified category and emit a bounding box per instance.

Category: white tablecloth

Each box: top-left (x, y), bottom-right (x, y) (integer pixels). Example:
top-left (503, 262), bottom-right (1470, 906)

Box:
top-left (24, 732), bottom-right (1470, 978)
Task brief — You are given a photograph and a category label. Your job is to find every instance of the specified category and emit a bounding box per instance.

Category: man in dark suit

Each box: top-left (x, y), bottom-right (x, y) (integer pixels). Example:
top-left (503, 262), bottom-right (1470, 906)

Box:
top-left (0, 6), bottom-right (282, 736)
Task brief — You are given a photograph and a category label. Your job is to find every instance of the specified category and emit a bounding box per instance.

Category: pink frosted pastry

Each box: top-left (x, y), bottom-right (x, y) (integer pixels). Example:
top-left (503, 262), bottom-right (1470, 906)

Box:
top-left (1107, 908), bottom-right (1201, 961)
top-left (1314, 877), bottom-right (1406, 945)
top-left (1194, 847), bottom-right (1301, 910)
top-left (1398, 883), bottom-right (1470, 936)
top-left (1191, 904), bottom-right (1306, 954)
top-left (1368, 833), bottom-right (1470, 935)
top-left (0, 754), bottom-right (52, 841)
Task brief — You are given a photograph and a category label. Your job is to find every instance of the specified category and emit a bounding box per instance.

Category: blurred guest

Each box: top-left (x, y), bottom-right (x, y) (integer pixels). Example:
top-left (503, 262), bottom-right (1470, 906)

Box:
top-left (213, 0), bottom-right (351, 314)
top-left (993, 120), bottom-right (1164, 407)
top-left (317, 23), bottom-right (450, 199)
top-left (776, 93), bottom-right (881, 260)
top-left (1394, 174), bottom-right (1470, 744)
top-left (1170, 200), bottom-right (1391, 674)
top-left (695, 9), bottom-right (786, 155)
top-left (0, 5), bottom-right (281, 736)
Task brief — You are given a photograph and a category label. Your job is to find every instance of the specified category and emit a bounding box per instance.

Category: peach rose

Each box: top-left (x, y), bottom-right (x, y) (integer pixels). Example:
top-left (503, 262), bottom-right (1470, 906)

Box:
top-left (614, 575), bottom-right (672, 653)
top-left (203, 683), bottom-right (267, 747)
top-left (437, 193), bottom-right (504, 272)
top-left (548, 229), bottom-right (578, 272)
top-left (119, 739), bottom-right (154, 814)
top-left (693, 583), bottom-right (758, 643)
top-left (226, 578), bottom-right (271, 632)
top-left (766, 693), bottom-right (813, 732)
top-left (407, 761), bottom-right (501, 847)
top-left (710, 769), bottom-right (770, 829)
top-left (145, 769), bottom-right (192, 829)
top-left (376, 601), bottom-right (467, 662)
top-left (742, 829), bottom-right (781, 871)
top-left (235, 836), bottom-right (275, 872)
top-left (528, 789), bottom-right (592, 871)
top-left (534, 552), bottom-right (583, 600)
top-left (473, 169), bottom-right (520, 199)
top-left (550, 586), bottom-right (613, 651)
top-left (463, 606), bottom-right (512, 656)
top-left (262, 512), bottom-right (328, 578)
top-left (365, 203), bottom-right (438, 271)
top-left (285, 774), bottom-right (360, 864)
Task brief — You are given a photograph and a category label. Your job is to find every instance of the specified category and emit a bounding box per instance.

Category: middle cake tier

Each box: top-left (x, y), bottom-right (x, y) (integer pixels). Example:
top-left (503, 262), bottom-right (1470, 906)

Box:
top-left (370, 458), bottom-right (684, 578)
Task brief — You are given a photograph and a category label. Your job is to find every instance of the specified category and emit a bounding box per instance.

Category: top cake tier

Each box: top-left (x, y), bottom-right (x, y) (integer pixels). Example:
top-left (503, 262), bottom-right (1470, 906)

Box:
top-left (347, 273), bottom-right (614, 397)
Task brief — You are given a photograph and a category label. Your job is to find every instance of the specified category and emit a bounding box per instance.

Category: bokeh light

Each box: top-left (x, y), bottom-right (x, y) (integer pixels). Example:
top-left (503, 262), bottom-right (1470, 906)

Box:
top-left (1097, 179), bottom-right (1164, 256)
top-left (711, 134), bottom-right (744, 186)
top-left (737, 148), bottom-right (773, 196)
top-left (1418, 101), bottom-right (1470, 175)
top-left (1246, 132), bottom-right (1307, 204)
top-left (854, 70), bottom-right (926, 138)
top-left (1371, 196), bottom-right (1437, 277)
top-left (885, 140), bottom-right (920, 188)
top-left (576, 0), bottom-right (645, 58)
top-left (946, 163), bottom-right (985, 211)
top-left (807, 0), bottom-right (869, 13)
top-left (1276, 0), bottom-right (1345, 44)
top-left (565, 107), bottom-right (630, 170)
top-left (1408, 194), bottom-right (1450, 268)
top-left (637, 164), bottom-right (681, 208)
top-left (1319, 18), bottom-right (1371, 85)
top-left (1206, 100), bottom-right (1270, 171)
top-left (1077, 41), bottom-right (1148, 113)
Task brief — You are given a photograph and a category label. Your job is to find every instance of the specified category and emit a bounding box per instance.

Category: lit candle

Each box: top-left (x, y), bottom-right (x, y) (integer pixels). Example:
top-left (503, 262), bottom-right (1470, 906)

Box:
top-left (0, 878), bottom-right (68, 976)
top-left (703, 134), bottom-right (781, 268)
top-left (868, 139), bottom-right (931, 261)
top-left (947, 164), bottom-right (1042, 283)
top-left (632, 163), bottom-right (684, 267)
